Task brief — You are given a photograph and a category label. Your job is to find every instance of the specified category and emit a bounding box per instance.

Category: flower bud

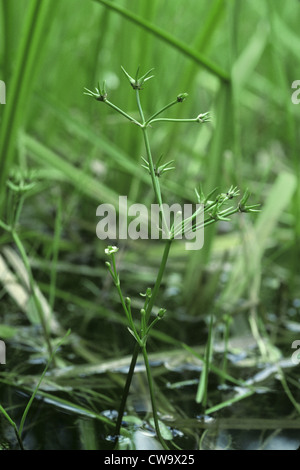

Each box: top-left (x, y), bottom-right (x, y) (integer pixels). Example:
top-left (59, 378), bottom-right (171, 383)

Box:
top-left (177, 93), bottom-right (188, 102)
top-left (157, 308), bottom-right (166, 319)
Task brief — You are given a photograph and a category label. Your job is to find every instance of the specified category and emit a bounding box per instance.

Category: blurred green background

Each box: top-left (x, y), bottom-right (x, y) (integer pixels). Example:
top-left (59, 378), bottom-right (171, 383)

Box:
top-left (0, 0), bottom-right (299, 450)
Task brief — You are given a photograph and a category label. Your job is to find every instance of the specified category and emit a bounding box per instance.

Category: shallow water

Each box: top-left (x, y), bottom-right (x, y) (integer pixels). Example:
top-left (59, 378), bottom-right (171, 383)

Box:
top-left (1, 348), bottom-right (299, 450)
top-left (1, 284), bottom-right (300, 451)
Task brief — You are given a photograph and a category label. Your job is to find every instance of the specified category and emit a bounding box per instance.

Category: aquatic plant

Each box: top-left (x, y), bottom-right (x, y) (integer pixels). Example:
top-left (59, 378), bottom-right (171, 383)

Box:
top-left (85, 66), bottom-right (259, 449)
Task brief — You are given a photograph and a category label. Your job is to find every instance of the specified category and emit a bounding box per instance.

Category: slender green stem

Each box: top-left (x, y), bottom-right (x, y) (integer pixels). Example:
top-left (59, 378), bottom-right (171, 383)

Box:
top-left (170, 199), bottom-right (217, 239)
top-left (114, 240), bottom-right (172, 442)
top-left (145, 99), bottom-right (178, 125)
top-left (95, 66), bottom-right (258, 448)
top-left (145, 315), bottom-right (161, 336)
top-left (221, 315), bottom-right (232, 385)
top-left (277, 366), bottom-right (300, 414)
top-left (140, 309), bottom-right (147, 338)
top-left (145, 239), bottom-right (172, 323)
top-left (142, 129), bottom-right (160, 198)
top-left (116, 281), bottom-right (140, 343)
top-left (13, 194), bottom-right (26, 229)
top-left (105, 99), bottom-right (142, 126)
top-left (109, 254), bottom-right (141, 342)
top-left (149, 117), bottom-right (201, 125)
top-left (114, 342), bottom-right (140, 444)
top-left (136, 91), bottom-right (157, 197)
top-left (135, 88), bottom-right (145, 123)
top-left (196, 314), bottom-right (214, 408)
top-left (142, 345), bottom-right (169, 450)
top-left (137, 91), bottom-right (170, 236)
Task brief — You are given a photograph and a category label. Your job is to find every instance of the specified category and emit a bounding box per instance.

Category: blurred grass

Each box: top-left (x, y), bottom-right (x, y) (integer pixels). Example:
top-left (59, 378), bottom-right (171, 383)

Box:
top-left (0, 0), bottom-right (59, 211)
top-left (0, 0), bottom-right (298, 360)
top-left (0, 0), bottom-right (298, 326)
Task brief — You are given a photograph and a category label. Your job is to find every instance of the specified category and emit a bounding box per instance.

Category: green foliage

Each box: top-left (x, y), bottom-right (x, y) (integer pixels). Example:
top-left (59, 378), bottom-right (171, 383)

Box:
top-left (0, 0), bottom-right (299, 451)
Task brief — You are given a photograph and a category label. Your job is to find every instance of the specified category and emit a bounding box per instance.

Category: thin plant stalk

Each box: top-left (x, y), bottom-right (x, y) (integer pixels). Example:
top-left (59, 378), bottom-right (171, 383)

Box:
top-left (220, 315), bottom-right (232, 385)
top-left (112, 87), bottom-right (173, 446)
top-left (145, 99), bottom-right (179, 125)
top-left (196, 315), bottom-right (214, 408)
top-left (113, 239), bottom-right (172, 441)
top-left (141, 345), bottom-right (169, 450)
top-left (135, 89), bottom-right (169, 234)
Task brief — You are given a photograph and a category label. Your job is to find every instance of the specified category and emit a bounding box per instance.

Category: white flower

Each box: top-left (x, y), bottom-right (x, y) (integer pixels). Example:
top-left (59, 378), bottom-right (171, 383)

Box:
top-left (105, 245), bottom-right (119, 256)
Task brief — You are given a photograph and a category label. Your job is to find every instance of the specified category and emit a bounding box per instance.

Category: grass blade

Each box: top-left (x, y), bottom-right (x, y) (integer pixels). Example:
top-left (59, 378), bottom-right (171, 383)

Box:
top-left (184, 82), bottom-right (234, 307)
top-left (18, 329), bottom-right (71, 436)
top-left (0, 404), bottom-right (24, 450)
top-left (94, 0), bottom-right (230, 82)
top-left (21, 133), bottom-right (124, 207)
top-left (0, 0), bottom-right (59, 212)
top-left (220, 171), bottom-right (297, 307)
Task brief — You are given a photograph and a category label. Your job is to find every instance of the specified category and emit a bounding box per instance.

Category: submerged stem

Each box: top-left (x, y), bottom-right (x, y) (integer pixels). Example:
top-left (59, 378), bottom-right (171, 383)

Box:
top-left (142, 345), bottom-right (169, 450)
top-left (114, 342), bottom-right (139, 444)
